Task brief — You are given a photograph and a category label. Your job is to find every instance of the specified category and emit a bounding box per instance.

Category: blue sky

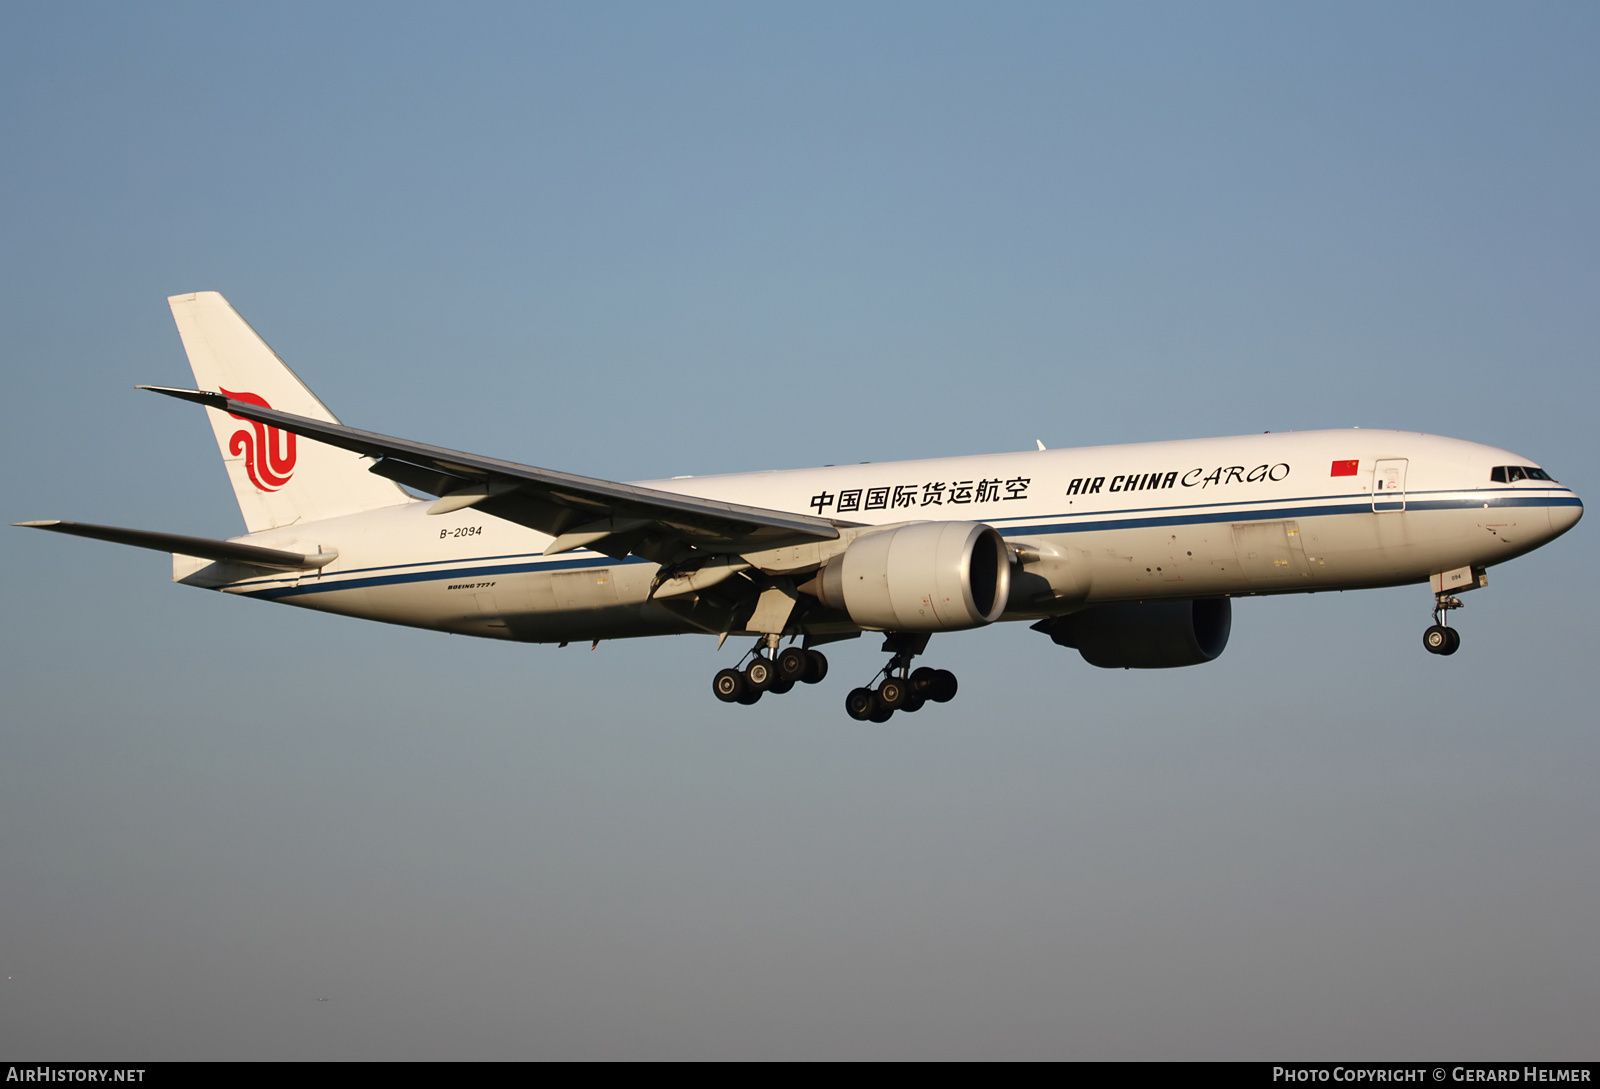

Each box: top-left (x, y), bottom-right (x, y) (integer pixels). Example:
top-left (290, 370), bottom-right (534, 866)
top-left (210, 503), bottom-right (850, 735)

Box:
top-left (3, 2), bottom-right (1596, 1058)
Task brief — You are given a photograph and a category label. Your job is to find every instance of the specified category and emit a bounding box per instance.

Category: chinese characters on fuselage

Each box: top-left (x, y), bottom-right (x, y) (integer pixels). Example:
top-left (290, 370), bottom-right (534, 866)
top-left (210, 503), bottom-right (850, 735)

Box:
top-left (810, 477), bottom-right (1031, 515)
top-left (806, 462), bottom-right (1291, 516)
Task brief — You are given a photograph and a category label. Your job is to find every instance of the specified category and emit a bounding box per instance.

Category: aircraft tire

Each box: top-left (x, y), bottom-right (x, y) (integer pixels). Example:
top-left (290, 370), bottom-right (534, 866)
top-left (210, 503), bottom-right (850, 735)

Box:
top-left (803, 650), bottom-right (829, 684)
top-left (1441, 628), bottom-right (1461, 655)
top-left (736, 686), bottom-right (763, 705)
top-left (901, 693), bottom-right (926, 714)
top-left (713, 668), bottom-right (745, 703)
top-left (769, 677), bottom-right (796, 695)
top-left (910, 666), bottom-right (939, 695)
top-left (1423, 625), bottom-right (1449, 654)
top-left (845, 687), bottom-right (877, 721)
top-left (776, 647), bottom-right (810, 683)
top-left (868, 705), bottom-right (895, 723)
top-left (877, 678), bottom-right (907, 710)
top-left (929, 669), bottom-right (958, 703)
top-left (745, 656), bottom-right (776, 691)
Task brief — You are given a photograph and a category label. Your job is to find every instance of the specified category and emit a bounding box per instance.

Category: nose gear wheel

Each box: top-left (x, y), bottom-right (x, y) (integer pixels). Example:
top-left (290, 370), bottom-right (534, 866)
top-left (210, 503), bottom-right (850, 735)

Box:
top-left (1423, 594), bottom-right (1464, 656)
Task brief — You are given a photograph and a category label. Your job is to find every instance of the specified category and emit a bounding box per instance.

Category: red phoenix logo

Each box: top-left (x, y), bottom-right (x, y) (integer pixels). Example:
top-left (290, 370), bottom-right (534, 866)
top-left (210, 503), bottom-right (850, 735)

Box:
top-left (221, 388), bottom-right (296, 491)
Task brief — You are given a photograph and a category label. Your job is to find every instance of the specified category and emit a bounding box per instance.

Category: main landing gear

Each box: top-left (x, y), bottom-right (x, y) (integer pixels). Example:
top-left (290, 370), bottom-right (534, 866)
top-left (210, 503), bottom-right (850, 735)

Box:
top-left (843, 633), bottom-right (959, 723)
top-left (1423, 594), bottom-right (1463, 656)
top-left (711, 638), bottom-right (829, 705)
top-left (709, 631), bottom-right (961, 721)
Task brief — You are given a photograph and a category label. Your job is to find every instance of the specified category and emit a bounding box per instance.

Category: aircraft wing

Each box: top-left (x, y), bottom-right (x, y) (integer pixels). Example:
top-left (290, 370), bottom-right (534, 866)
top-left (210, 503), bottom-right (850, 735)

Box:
top-left (139, 386), bottom-right (842, 561)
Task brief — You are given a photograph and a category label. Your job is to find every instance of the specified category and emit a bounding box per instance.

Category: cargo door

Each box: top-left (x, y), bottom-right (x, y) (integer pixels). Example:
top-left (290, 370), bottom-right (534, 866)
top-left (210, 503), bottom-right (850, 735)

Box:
top-left (551, 567), bottom-right (620, 610)
top-left (473, 589), bottom-right (508, 631)
top-left (1231, 520), bottom-right (1311, 582)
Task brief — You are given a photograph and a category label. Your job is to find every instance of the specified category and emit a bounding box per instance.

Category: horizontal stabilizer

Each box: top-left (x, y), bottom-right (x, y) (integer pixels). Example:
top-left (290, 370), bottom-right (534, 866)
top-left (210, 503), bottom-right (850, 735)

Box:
top-left (14, 520), bottom-right (336, 571)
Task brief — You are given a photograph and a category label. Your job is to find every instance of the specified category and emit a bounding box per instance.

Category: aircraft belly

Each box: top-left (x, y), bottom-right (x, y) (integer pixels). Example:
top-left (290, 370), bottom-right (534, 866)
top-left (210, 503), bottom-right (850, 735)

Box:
top-left (501, 603), bottom-right (696, 643)
top-left (1077, 526), bottom-right (1217, 600)
top-left (1303, 508), bottom-right (1505, 587)
top-left (548, 567), bottom-right (621, 610)
top-left (359, 577), bottom-right (470, 631)
top-left (1046, 519), bottom-right (1259, 601)
top-left (1051, 505), bottom-right (1517, 602)
top-left (273, 582), bottom-right (379, 620)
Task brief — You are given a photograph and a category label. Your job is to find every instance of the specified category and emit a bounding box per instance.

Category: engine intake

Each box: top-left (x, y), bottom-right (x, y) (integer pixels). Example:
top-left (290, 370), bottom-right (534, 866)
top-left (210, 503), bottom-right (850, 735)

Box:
top-left (1034, 598), bottom-right (1232, 668)
top-left (802, 521), bottom-right (1011, 632)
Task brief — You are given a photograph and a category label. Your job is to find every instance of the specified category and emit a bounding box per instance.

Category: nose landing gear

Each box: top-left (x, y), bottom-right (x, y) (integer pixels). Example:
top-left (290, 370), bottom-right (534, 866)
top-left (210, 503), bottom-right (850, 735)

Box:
top-left (1423, 594), bottom-right (1463, 656)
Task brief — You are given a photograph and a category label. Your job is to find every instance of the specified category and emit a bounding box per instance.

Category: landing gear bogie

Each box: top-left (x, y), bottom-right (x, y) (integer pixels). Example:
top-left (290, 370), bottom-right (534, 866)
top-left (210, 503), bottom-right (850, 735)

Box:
top-left (844, 633), bottom-right (959, 722)
top-left (711, 641), bottom-right (827, 709)
top-left (711, 630), bottom-right (959, 722)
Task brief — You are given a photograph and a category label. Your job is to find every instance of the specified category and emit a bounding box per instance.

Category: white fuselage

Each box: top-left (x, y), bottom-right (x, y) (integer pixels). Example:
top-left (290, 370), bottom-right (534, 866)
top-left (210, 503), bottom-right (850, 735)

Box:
top-left (178, 429), bottom-right (1583, 643)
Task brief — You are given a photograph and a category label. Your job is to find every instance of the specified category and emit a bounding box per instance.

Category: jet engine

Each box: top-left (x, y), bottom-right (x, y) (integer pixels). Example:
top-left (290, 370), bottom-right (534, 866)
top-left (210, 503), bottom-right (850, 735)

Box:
top-left (1033, 598), bottom-right (1232, 668)
top-left (801, 521), bottom-right (1011, 632)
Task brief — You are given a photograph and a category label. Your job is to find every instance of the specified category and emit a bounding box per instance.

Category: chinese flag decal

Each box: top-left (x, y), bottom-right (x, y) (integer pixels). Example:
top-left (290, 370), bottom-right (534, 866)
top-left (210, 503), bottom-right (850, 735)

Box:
top-left (1331, 459), bottom-right (1359, 477)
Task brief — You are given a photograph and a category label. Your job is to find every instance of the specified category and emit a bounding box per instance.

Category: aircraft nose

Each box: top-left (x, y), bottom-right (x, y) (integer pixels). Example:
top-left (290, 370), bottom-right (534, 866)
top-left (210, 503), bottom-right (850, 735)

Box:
top-left (1548, 496), bottom-right (1583, 539)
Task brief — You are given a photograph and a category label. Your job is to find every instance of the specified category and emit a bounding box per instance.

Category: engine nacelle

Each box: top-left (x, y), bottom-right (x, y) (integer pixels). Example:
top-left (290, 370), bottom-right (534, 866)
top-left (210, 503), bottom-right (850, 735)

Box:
top-left (1034, 598), bottom-right (1232, 668)
top-left (803, 521), bottom-right (1011, 632)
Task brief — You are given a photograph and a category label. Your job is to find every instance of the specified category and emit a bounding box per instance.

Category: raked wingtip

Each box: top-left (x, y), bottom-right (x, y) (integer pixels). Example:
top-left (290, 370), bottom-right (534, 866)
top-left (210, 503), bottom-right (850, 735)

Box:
top-left (136, 385), bottom-right (227, 408)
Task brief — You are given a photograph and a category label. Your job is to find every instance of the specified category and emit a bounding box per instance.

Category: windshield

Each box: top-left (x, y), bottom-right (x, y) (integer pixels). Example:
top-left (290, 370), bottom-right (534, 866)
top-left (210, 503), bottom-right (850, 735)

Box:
top-left (1490, 465), bottom-right (1556, 483)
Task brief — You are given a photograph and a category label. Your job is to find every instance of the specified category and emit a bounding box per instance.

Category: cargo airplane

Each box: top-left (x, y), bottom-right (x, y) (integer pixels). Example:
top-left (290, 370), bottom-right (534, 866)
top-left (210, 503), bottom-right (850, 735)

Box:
top-left (17, 293), bottom-right (1584, 720)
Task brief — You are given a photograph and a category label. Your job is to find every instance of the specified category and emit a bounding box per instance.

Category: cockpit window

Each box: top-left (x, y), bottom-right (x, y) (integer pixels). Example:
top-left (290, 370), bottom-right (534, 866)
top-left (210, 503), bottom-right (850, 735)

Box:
top-left (1491, 465), bottom-right (1555, 483)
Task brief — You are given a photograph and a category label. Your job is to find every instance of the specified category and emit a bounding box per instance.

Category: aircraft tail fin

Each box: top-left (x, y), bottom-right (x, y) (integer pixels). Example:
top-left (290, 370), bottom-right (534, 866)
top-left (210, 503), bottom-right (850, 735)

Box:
top-left (167, 292), bottom-right (410, 532)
